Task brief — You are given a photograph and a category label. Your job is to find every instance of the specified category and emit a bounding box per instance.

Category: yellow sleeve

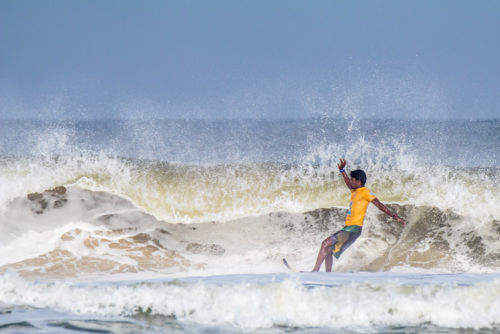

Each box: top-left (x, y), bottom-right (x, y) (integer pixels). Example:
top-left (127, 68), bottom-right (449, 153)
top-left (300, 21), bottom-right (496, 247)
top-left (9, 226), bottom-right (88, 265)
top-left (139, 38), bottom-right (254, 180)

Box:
top-left (364, 188), bottom-right (376, 202)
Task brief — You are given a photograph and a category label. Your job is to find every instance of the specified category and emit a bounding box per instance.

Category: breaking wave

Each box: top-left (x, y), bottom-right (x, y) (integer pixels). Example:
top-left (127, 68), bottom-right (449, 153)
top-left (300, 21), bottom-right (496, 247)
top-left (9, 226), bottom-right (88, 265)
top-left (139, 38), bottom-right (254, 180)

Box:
top-left (1, 272), bottom-right (500, 331)
top-left (0, 165), bottom-right (498, 278)
top-left (0, 119), bottom-right (499, 277)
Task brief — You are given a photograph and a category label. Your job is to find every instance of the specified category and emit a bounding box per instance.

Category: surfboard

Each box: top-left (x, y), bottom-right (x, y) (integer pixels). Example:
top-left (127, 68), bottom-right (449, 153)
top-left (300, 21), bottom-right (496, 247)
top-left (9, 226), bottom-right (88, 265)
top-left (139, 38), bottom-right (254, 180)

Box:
top-left (282, 258), bottom-right (297, 272)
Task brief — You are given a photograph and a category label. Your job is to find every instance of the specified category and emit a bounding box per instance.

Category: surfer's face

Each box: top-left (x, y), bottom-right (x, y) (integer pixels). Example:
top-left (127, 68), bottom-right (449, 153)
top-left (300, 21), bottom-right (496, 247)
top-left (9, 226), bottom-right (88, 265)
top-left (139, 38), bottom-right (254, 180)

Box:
top-left (350, 177), bottom-right (362, 189)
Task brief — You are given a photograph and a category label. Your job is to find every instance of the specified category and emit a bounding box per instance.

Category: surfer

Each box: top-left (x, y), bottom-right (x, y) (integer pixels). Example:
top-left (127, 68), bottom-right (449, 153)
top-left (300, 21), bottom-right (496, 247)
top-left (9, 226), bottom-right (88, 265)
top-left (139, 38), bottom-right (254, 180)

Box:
top-left (312, 159), bottom-right (407, 272)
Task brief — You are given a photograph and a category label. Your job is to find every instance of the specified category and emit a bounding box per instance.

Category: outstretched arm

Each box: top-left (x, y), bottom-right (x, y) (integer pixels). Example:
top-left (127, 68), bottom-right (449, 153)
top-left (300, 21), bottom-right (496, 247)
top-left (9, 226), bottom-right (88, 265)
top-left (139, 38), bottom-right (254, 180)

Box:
top-left (372, 198), bottom-right (407, 225)
top-left (337, 159), bottom-right (354, 190)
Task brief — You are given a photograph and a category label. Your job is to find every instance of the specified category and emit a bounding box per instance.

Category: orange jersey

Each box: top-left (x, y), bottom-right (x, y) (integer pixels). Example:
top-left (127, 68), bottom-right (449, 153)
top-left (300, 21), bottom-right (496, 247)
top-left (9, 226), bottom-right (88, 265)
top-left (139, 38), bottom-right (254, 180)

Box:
top-left (345, 187), bottom-right (376, 227)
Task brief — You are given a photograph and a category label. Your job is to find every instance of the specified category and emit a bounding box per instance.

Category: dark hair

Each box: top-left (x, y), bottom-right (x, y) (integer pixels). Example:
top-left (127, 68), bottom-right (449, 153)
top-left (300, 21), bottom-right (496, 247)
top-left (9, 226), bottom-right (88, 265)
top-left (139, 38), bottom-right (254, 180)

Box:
top-left (350, 169), bottom-right (367, 186)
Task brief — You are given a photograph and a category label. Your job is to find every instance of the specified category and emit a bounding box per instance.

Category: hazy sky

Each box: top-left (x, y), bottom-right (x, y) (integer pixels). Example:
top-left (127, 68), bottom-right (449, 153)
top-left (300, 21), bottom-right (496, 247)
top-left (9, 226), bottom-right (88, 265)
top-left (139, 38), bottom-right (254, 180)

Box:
top-left (1, 0), bottom-right (499, 120)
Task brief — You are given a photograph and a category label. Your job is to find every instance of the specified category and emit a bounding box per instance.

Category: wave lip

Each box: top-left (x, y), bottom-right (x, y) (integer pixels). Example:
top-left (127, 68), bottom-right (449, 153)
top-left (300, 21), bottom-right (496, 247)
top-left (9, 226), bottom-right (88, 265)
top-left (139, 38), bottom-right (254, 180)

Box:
top-left (1, 273), bottom-right (500, 332)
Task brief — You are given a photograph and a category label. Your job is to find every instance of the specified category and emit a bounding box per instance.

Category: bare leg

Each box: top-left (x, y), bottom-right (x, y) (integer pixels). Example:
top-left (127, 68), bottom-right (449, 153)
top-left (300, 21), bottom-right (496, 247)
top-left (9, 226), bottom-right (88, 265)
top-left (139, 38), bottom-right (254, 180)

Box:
top-left (325, 251), bottom-right (333, 272)
top-left (312, 236), bottom-right (334, 272)
top-left (313, 231), bottom-right (350, 272)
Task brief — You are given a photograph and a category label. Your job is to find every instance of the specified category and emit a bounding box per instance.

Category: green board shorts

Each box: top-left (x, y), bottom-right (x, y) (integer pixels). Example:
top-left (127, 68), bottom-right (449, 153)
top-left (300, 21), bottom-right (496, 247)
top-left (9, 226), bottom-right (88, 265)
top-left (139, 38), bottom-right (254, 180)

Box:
top-left (330, 225), bottom-right (363, 259)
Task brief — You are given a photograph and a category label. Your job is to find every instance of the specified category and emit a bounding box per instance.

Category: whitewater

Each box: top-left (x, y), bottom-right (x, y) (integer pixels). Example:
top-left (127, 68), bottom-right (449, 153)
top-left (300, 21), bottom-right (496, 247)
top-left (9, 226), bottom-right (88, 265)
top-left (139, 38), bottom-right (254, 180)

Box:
top-left (0, 118), bottom-right (499, 333)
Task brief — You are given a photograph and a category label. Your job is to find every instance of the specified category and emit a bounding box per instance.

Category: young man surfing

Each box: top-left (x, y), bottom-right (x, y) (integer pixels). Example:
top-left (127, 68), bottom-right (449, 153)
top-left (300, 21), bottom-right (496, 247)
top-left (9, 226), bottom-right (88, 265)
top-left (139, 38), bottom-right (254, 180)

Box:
top-left (312, 159), bottom-right (407, 272)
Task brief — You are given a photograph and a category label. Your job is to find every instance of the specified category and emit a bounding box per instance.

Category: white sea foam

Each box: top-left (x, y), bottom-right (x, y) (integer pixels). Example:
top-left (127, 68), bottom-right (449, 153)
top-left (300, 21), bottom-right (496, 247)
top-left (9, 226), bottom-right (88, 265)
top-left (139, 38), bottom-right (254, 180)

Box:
top-left (0, 222), bottom-right (101, 267)
top-left (1, 272), bottom-right (500, 331)
top-left (0, 183), bottom-right (498, 277)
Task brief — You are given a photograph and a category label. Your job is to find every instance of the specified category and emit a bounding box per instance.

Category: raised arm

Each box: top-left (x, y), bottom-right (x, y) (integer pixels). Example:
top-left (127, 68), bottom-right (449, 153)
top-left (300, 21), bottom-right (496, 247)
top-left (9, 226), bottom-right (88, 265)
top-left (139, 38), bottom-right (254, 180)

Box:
top-left (337, 158), bottom-right (354, 190)
top-left (371, 198), bottom-right (407, 225)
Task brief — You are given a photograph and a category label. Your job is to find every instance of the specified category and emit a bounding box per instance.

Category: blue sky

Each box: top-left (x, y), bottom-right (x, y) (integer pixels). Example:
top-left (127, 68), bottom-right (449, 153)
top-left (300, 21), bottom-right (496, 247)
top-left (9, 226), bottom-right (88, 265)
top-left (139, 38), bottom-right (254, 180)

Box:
top-left (1, 0), bottom-right (499, 119)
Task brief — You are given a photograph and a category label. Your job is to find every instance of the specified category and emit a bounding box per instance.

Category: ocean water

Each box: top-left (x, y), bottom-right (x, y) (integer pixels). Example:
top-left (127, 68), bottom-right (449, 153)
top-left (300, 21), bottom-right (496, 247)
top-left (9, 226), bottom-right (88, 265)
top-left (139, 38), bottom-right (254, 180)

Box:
top-left (0, 118), bottom-right (499, 333)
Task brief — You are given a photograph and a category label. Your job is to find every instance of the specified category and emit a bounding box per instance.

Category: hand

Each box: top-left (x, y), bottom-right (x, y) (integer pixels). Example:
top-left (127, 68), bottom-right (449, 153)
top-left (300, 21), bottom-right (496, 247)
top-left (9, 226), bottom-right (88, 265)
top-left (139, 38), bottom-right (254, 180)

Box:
top-left (337, 158), bottom-right (347, 171)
